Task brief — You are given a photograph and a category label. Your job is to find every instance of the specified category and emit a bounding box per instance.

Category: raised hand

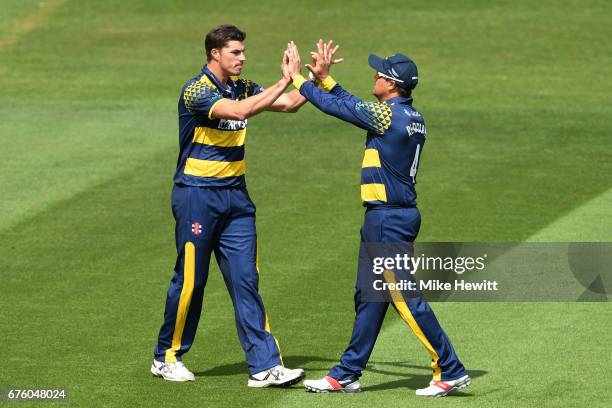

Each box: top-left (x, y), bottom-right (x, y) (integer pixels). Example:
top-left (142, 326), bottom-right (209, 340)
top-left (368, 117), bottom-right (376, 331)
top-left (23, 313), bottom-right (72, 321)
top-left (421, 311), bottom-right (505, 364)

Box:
top-left (286, 41), bottom-right (302, 78)
top-left (281, 49), bottom-right (291, 82)
top-left (306, 39), bottom-right (344, 80)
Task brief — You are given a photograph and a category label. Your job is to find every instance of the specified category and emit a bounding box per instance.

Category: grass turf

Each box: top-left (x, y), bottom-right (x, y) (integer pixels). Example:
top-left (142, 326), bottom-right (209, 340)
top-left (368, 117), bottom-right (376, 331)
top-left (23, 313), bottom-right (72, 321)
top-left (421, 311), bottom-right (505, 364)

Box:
top-left (1, 1), bottom-right (611, 407)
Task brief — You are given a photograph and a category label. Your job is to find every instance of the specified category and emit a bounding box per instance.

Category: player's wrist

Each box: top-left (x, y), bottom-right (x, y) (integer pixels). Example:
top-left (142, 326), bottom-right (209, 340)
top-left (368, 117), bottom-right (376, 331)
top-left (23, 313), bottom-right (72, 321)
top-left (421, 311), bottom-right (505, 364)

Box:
top-left (279, 76), bottom-right (291, 87)
top-left (291, 73), bottom-right (307, 90)
top-left (319, 75), bottom-right (337, 91)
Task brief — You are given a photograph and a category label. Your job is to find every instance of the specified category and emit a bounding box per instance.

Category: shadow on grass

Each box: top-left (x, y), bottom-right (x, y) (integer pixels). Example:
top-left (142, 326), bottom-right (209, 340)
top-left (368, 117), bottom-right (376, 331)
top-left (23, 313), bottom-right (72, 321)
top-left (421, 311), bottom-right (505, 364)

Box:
top-left (363, 372), bottom-right (485, 395)
top-left (196, 355), bottom-right (487, 395)
top-left (362, 361), bottom-right (486, 394)
top-left (194, 361), bottom-right (248, 377)
top-left (194, 355), bottom-right (337, 377)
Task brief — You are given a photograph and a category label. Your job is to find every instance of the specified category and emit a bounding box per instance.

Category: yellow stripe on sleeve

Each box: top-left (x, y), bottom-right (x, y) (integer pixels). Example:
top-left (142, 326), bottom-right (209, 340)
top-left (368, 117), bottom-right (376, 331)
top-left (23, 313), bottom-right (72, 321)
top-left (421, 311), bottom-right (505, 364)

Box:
top-left (361, 183), bottom-right (387, 202)
top-left (362, 148), bottom-right (381, 168)
top-left (193, 127), bottom-right (246, 147)
top-left (208, 98), bottom-right (224, 120)
top-left (165, 242), bottom-right (196, 363)
top-left (184, 158), bottom-right (245, 178)
top-left (383, 270), bottom-right (442, 381)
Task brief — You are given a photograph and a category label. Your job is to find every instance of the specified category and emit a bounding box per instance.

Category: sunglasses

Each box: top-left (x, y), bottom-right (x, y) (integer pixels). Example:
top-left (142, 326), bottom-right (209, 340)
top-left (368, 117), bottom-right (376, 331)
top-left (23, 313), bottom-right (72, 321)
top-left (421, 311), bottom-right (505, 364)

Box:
top-left (376, 71), bottom-right (405, 83)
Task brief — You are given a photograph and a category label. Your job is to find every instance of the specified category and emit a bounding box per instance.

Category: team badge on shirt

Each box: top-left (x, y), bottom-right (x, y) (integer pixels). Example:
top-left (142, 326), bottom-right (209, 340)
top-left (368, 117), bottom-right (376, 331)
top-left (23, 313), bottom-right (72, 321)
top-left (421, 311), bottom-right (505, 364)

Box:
top-left (191, 222), bottom-right (203, 236)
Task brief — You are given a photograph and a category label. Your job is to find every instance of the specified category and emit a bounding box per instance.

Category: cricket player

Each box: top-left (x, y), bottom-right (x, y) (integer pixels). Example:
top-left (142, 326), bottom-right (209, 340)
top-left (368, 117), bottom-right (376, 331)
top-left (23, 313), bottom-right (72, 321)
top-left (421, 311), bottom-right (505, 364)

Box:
top-left (285, 41), bottom-right (471, 396)
top-left (151, 25), bottom-right (308, 387)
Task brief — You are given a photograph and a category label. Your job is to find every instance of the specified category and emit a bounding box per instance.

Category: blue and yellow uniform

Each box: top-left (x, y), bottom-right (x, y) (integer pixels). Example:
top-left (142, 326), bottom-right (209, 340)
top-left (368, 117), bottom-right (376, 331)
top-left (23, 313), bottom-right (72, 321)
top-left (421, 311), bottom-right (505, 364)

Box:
top-left (294, 75), bottom-right (467, 382)
top-left (154, 65), bottom-right (283, 374)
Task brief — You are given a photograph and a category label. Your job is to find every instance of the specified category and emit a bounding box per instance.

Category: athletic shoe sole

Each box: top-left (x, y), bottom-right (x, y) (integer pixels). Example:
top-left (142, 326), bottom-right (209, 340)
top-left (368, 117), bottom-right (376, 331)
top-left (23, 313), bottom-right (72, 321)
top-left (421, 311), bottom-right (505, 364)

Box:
top-left (304, 384), bottom-right (361, 393)
top-left (247, 370), bottom-right (305, 388)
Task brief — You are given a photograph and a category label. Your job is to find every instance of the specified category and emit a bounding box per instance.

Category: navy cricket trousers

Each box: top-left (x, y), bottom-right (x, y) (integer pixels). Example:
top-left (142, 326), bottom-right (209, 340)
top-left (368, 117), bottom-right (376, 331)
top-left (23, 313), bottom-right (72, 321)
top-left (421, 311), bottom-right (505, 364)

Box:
top-left (154, 185), bottom-right (282, 374)
top-left (328, 206), bottom-right (467, 382)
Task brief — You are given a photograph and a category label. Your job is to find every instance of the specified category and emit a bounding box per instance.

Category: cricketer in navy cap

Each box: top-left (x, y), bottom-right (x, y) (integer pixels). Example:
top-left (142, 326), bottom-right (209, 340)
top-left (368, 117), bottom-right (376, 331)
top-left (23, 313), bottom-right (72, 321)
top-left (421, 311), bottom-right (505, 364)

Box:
top-left (367, 53), bottom-right (419, 89)
top-left (286, 41), bottom-right (470, 396)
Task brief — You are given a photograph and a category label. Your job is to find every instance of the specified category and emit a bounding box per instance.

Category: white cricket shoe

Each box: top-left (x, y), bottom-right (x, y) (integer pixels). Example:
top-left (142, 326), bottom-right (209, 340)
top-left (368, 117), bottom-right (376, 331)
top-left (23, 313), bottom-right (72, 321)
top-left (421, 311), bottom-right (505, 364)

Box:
top-left (304, 376), bottom-right (361, 393)
top-left (151, 359), bottom-right (195, 382)
top-left (247, 365), bottom-right (305, 388)
top-left (415, 374), bottom-right (471, 397)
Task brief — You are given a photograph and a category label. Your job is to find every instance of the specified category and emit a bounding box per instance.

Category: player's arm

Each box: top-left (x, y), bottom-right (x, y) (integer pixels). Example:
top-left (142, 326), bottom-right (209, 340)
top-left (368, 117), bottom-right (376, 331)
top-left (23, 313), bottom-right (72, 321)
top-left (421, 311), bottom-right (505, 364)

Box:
top-left (266, 89), bottom-right (307, 113)
top-left (184, 78), bottom-right (290, 122)
top-left (210, 77), bottom-right (291, 120)
top-left (184, 51), bottom-right (292, 122)
top-left (294, 78), bottom-right (390, 134)
top-left (279, 40), bottom-right (385, 132)
top-left (286, 41), bottom-right (389, 134)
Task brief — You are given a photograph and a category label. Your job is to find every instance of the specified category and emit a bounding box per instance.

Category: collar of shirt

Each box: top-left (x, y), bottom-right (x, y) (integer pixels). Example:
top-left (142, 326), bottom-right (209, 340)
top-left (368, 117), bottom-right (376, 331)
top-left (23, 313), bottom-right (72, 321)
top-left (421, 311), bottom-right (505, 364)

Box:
top-left (201, 64), bottom-right (233, 97)
top-left (384, 96), bottom-right (413, 105)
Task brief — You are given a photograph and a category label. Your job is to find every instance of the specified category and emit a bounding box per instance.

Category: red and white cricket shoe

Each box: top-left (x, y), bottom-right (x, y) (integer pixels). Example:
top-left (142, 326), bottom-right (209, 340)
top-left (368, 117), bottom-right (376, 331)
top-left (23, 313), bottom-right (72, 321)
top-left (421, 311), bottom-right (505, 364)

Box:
top-left (415, 374), bottom-right (471, 397)
top-left (304, 376), bottom-right (361, 393)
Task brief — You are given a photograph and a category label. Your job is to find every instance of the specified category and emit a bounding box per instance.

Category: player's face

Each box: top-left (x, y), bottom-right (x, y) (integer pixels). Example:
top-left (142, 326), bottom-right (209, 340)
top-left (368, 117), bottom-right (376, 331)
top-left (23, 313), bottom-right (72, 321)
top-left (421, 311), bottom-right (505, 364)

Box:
top-left (216, 41), bottom-right (246, 76)
top-left (372, 72), bottom-right (400, 100)
top-left (372, 72), bottom-right (389, 98)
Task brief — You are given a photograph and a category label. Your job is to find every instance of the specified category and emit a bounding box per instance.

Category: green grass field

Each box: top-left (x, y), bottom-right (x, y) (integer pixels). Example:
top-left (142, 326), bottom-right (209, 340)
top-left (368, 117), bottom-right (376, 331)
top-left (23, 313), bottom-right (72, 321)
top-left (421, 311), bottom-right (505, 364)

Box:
top-left (1, 0), bottom-right (611, 407)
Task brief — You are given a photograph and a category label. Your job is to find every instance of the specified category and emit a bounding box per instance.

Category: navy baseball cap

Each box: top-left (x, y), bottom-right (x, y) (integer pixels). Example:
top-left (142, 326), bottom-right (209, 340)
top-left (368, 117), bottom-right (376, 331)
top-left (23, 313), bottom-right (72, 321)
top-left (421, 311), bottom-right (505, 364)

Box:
top-left (368, 53), bottom-right (418, 90)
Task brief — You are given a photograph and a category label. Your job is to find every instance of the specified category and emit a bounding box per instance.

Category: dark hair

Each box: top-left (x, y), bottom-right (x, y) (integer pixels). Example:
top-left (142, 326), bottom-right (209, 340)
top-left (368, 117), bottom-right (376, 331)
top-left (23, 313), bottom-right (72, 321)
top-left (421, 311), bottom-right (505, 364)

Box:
top-left (397, 85), bottom-right (413, 98)
top-left (205, 24), bottom-right (246, 61)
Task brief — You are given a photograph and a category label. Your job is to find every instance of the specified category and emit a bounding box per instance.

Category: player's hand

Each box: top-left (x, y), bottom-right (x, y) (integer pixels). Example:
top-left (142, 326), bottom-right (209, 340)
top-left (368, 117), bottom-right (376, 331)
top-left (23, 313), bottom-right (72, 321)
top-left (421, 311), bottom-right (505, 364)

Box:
top-left (306, 39), bottom-right (327, 79)
top-left (306, 39), bottom-right (344, 80)
top-left (286, 41), bottom-right (302, 78)
top-left (281, 50), bottom-right (292, 82)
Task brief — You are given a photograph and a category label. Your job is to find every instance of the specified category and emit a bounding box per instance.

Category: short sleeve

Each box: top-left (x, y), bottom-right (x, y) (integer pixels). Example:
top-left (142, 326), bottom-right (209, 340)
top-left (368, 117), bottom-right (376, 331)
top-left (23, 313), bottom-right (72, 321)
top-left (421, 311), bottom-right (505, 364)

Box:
top-left (183, 79), bottom-right (224, 120)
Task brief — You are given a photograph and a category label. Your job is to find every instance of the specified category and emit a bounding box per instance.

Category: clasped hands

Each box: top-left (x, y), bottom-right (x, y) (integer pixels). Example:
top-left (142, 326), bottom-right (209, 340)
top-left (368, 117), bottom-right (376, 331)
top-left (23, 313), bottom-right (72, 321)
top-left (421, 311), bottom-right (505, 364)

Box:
top-left (281, 39), bottom-right (344, 84)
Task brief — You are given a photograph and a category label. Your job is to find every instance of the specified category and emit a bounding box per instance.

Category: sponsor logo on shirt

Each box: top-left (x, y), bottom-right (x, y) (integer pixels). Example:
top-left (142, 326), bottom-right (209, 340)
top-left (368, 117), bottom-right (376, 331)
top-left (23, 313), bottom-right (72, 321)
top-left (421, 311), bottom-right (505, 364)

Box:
top-left (218, 118), bottom-right (247, 131)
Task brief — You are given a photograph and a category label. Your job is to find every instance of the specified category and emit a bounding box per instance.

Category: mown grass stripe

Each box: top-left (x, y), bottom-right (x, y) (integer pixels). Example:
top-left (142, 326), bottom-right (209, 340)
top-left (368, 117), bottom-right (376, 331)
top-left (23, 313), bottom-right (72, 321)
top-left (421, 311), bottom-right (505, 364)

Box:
top-left (0, 0), bottom-right (65, 49)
